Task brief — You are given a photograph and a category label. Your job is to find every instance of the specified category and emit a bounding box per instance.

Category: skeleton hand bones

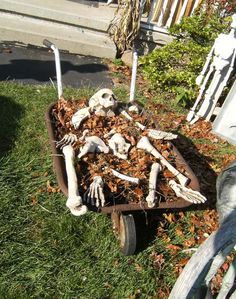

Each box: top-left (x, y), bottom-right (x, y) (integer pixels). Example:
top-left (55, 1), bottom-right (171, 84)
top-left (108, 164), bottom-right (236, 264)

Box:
top-left (84, 176), bottom-right (105, 207)
top-left (56, 133), bottom-right (78, 149)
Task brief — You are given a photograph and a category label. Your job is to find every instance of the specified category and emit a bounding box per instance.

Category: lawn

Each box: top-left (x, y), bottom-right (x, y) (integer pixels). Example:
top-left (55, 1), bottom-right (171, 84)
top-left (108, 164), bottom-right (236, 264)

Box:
top-left (0, 80), bottom-right (235, 298)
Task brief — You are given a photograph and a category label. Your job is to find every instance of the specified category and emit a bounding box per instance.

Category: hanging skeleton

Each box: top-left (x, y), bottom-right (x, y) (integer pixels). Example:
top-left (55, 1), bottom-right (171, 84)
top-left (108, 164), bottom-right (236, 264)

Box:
top-left (187, 14), bottom-right (236, 124)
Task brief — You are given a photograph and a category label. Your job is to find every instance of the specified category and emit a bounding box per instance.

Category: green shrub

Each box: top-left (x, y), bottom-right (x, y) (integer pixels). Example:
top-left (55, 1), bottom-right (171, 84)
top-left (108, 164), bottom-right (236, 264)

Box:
top-left (140, 5), bottom-right (232, 107)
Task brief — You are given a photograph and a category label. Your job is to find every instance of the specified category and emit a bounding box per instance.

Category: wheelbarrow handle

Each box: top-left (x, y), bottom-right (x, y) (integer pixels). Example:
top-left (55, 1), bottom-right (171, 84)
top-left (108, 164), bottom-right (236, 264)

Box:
top-left (43, 39), bottom-right (54, 49)
top-left (42, 39), bottom-right (63, 99)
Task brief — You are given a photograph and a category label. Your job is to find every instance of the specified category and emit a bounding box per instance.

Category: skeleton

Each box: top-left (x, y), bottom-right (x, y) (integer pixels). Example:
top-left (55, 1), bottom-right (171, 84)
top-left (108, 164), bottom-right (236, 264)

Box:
top-left (108, 133), bottom-right (131, 160)
top-left (146, 163), bottom-right (162, 208)
top-left (62, 145), bottom-right (88, 216)
top-left (84, 176), bottom-right (105, 207)
top-left (169, 180), bottom-right (207, 204)
top-left (58, 88), bottom-right (206, 216)
top-left (137, 136), bottom-right (189, 187)
top-left (78, 136), bottom-right (109, 159)
top-left (89, 88), bottom-right (117, 117)
top-left (187, 14), bottom-right (236, 124)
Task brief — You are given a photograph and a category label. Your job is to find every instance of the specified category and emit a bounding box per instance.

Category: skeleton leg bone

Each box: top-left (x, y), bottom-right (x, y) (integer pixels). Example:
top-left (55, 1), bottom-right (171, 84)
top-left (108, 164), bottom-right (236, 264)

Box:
top-left (62, 145), bottom-right (88, 216)
top-left (187, 63), bottom-right (215, 122)
top-left (137, 136), bottom-right (189, 187)
top-left (146, 163), bottom-right (162, 208)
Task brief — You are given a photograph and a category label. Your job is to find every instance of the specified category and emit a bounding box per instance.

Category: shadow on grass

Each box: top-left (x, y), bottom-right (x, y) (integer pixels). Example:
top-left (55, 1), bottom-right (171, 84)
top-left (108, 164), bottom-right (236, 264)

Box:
top-left (0, 95), bottom-right (25, 158)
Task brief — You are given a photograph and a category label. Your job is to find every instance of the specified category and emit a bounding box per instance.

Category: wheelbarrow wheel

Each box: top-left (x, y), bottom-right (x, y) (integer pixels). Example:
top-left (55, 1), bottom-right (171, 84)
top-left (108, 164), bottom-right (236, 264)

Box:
top-left (119, 213), bottom-right (136, 256)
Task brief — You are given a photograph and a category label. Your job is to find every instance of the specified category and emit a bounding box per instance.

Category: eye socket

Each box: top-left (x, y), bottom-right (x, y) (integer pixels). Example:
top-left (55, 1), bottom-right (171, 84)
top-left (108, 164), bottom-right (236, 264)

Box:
top-left (102, 93), bottom-right (112, 100)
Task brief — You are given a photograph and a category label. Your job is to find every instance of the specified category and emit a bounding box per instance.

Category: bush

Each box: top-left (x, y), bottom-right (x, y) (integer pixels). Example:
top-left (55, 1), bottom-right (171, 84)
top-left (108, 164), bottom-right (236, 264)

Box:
top-left (140, 2), bottom-right (233, 106)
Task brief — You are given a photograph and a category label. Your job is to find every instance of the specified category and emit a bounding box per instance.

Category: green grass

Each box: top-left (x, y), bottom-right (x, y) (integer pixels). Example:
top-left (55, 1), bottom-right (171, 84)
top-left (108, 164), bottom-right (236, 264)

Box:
top-left (0, 82), bottom-right (192, 299)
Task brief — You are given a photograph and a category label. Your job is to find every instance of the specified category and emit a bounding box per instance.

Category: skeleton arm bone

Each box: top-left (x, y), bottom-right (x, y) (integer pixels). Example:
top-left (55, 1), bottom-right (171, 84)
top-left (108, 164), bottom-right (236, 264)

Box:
top-left (196, 46), bottom-right (215, 86)
top-left (62, 145), bottom-right (88, 216)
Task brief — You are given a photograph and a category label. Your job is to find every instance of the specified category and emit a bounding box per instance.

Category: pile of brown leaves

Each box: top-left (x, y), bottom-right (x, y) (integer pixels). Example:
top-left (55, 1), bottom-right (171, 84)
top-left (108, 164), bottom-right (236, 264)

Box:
top-left (52, 98), bottom-right (192, 205)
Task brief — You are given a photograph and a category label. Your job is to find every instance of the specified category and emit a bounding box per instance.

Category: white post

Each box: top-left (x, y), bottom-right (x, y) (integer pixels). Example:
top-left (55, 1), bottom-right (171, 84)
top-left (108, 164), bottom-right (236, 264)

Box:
top-left (43, 39), bottom-right (63, 99)
top-left (129, 49), bottom-right (138, 103)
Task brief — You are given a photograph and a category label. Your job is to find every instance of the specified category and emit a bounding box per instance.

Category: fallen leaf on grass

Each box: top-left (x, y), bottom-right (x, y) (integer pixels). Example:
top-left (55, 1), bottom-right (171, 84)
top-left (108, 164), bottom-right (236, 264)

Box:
top-left (175, 226), bottom-right (184, 237)
top-left (46, 180), bottom-right (58, 193)
top-left (178, 257), bottom-right (190, 267)
top-left (31, 196), bottom-right (38, 206)
top-left (150, 252), bottom-right (165, 269)
top-left (134, 263), bottom-right (143, 272)
top-left (163, 213), bottom-right (176, 223)
top-left (189, 225), bottom-right (195, 234)
top-left (184, 237), bottom-right (196, 248)
top-left (166, 244), bottom-right (182, 254)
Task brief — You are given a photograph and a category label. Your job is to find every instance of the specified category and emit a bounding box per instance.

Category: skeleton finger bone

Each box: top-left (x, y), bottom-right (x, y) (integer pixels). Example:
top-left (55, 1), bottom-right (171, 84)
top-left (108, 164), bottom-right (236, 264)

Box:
top-left (120, 109), bottom-right (146, 131)
top-left (84, 176), bottom-right (105, 207)
top-left (108, 133), bottom-right (131, 160)
top-left (137, 136), bottom-right (189, 187)
top-left (62, 145), bottom-right (88, 216)
top-left (169, 180), bottom-right (207, 204)
top-left (111, 169), bottom-right (139, 184)
top-left (146, 163), bottom-right (162, 208)
top-left (147, 129), bottom-right (178, 141)
top-left (56, 133), bottom-right (78, 149)
top-left (78, 136), bottom-right (109, 159)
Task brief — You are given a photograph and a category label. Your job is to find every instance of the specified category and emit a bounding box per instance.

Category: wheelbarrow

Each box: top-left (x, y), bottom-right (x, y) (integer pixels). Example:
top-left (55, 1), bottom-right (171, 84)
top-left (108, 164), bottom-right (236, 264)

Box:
top-left (44, 40), bottom-right (200, 255)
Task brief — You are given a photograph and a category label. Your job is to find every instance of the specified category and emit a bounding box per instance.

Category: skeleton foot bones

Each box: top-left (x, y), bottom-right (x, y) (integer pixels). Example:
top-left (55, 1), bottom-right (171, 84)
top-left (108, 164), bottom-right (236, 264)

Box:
top-left (56, 88), bottom-right (206, 216)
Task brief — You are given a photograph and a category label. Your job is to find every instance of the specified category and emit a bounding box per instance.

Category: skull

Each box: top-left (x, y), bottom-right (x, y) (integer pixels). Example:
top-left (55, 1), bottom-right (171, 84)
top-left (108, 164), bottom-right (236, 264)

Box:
top-left (108, 133), bottom-right (131, 160)
top-left (89, 88), bottom-right (117, 117)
